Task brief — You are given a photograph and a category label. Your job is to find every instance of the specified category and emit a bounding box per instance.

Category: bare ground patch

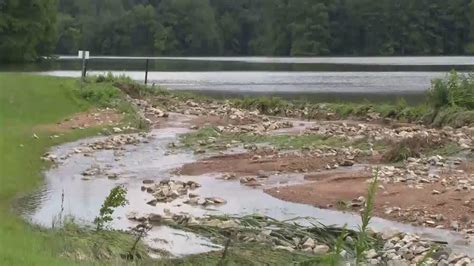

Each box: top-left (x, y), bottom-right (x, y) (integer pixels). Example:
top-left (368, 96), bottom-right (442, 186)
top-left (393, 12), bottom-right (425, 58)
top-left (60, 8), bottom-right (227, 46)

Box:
top-left (37, 109), bottom-right (122, 133)
top-left (176, 150), bottom-right (379, 177)
top-left (266, 168), bottom-right (474, 232)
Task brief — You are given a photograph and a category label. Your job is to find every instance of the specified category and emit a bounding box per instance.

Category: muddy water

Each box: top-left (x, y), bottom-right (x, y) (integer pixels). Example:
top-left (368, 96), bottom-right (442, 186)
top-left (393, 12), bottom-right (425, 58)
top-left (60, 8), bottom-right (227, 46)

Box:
top-left (21, 125), bottom-right (474, 257)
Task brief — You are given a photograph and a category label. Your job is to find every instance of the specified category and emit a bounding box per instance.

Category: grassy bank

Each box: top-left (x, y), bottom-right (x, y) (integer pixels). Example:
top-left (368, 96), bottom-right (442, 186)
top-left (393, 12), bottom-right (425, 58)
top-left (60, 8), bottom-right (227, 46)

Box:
top-left (164, 71), bottom-right (474, 128)
top-left (0, 73), bottom-right (318, 265)
top-left (0, 74), bottom-right (148, 265)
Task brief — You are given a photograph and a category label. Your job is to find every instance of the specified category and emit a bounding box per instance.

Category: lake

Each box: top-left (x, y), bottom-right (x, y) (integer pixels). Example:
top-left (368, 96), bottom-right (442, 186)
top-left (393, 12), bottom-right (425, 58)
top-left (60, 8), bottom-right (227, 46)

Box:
top-left (3, 56), bottom-right (474, 103)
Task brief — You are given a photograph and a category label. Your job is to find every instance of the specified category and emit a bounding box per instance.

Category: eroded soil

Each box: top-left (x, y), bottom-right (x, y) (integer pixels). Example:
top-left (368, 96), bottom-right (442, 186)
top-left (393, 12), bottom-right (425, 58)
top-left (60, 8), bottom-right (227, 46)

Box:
top-left (36, 108), bottom-right (122, 132)
top-left (266, 167), bottom-right (474, 231)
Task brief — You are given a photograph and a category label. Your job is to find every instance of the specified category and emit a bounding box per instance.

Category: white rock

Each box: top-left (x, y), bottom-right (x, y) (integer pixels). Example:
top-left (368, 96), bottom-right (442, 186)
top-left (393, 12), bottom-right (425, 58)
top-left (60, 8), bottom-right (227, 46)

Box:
top-left (313, 245), bottom-right (330, 255)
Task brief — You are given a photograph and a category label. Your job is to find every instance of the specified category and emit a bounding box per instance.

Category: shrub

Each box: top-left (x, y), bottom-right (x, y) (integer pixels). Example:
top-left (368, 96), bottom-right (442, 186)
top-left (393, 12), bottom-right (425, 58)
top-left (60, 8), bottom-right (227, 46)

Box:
top-left (431, 107), bottom-right (474, 128)
top-left (94, 186), bottom-right (128, 231)
top-left (427, 71), bottom-right (474, 110)
top-left (78, 83), bottom-right (121, 107)
top-left (232, 97), bottom-right (288, 115)
top-left (383, 136), bottom-right (433, 162)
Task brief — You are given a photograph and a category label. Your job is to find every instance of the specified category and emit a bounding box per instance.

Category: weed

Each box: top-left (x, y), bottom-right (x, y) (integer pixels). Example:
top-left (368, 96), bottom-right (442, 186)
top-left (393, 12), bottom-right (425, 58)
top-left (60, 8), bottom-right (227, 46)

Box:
top-left (416, 245), bottom-right (438, 266)
top-left (94, 186), bottom-right (128, 230)
top-left (232, 96), bottom-right (288, 115)
top-left (355, 169), bottom-right (379, 265)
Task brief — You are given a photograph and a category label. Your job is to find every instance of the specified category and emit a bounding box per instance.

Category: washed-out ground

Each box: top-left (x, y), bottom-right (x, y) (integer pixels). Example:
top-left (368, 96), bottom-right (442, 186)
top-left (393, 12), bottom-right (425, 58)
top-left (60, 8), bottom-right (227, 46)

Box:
top-left (23, 83), bottom-right (474, 265)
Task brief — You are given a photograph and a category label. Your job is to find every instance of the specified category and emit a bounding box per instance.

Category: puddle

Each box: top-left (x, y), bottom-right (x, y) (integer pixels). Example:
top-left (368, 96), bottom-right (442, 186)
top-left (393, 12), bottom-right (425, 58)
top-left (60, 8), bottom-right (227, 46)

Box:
top-left (20, 126), bottom-right (474, 257)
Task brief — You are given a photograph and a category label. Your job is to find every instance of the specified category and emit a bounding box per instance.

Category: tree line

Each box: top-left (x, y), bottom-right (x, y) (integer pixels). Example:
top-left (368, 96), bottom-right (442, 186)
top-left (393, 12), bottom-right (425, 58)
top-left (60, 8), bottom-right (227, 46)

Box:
top-left (1, 0), bottom-right (474, 62)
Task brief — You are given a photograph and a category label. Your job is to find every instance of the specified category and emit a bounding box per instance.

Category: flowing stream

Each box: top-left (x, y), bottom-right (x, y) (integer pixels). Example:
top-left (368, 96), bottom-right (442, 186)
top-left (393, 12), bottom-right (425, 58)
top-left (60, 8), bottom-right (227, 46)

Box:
top-left (19, 116), bottom-right (474, 257)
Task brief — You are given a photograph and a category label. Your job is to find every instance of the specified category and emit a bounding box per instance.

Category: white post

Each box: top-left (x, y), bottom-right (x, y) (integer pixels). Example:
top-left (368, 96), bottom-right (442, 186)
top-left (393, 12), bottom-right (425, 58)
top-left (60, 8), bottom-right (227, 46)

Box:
top-left (81, 50), bottom-right (86, 88)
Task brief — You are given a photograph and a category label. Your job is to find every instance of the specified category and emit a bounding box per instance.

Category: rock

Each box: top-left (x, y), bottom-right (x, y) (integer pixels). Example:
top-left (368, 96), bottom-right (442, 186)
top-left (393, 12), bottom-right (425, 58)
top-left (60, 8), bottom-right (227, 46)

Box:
top-left (275, 246), bottom-right (294, 253)
top-left (107, 173), bottom-right (118, 179)
top-left (184, 197), bottom-right (199, 205)
top-left (438, 259), bottom-right (449, 266)
top-left (203, 197), bottom-right (227, 205)
top-left (340, 159), bottom-right (355, 167)
top-left (451, 221), bottom-right (460, 231)
top-left (257, 170), bottom-right (269, 179)
top-left (186, 100), bottom-right (199, 107)
top-left (387, 259), bottom-right (409, 266)
top-left (148, 214), bottom-right (162, 223)
top-left (365, 249), bottom-right (378, 259)
top-left (188, 193), bottom-right (199, 198)
top-left (313, 245), bottom-right (330, 255)
top-left (368, 259), bottom-right (379, 265)
top-left (302, 237), bottom-right (316, 249)
top-left (194, 148), bottom-right (206, 154)
top-left (454, 258), bottom-right (471, 266)
top-left (142, 179), bottom-right (154, 184)
top-left (432, 247), bottom-right (452, 261)
top-left (147, 199), bottom-right (158, 206)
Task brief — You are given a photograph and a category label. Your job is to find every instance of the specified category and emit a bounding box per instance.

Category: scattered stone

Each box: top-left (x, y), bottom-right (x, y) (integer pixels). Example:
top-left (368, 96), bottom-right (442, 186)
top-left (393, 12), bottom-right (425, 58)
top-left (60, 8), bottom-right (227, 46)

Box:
top-left (340, 159), bottom-right (355, 167)
top-left (257, 170), bottom-right (269, 179)
top-left (313, 245), bottom-right (330, 255)
top-left (143, 180), bottom-right (201, 203)
top-left (203, 197), bottom-right (227, 205)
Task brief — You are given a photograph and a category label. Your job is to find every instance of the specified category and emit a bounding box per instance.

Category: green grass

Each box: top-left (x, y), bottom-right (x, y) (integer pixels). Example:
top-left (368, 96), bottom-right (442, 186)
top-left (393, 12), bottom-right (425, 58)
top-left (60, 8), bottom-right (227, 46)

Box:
top-left (0, 74), bottom-right (311, 265)
top-left (0, 73), bottom-right (146, 265)
top-left (180, 127), bottom-right (386, 153)
top-left (162, 243), bottom-right (312, 265)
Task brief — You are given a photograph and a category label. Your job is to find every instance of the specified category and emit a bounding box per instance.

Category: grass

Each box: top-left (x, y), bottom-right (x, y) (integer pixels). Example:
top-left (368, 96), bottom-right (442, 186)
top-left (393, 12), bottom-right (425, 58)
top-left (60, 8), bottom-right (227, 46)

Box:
top-left (102, 71), bottom-right (473, 128)
top-left (0, 73), bottom-right (148, 265)
top-left (0, 73), bottom-right (313, 265)
top-left (164, 243), bottom-right (312, 265)
top-left (180, 127), bottom-right (386, 153)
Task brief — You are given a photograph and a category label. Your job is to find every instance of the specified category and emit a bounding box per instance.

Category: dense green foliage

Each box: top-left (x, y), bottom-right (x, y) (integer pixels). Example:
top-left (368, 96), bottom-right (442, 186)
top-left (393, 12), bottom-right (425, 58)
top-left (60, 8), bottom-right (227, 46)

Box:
top-left (2, 0), bottom-right (474, 60)
top-left (0, 0), bottom-right (57, 62)
top-left (54, 0), bottom-right (474, 56)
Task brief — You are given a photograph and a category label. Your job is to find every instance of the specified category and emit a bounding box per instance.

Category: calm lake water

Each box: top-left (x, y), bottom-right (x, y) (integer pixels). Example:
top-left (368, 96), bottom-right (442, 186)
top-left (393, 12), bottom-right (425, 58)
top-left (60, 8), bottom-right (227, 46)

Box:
top-left (3, 56), bottom-right (474, 103)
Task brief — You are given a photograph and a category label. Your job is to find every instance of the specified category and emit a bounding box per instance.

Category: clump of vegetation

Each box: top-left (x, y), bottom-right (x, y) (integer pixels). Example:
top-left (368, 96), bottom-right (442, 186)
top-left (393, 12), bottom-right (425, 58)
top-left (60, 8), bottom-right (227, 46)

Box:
top-left (78, 83), bottom-right (122, 107)
top-left (232, 97), bottom-right (289, 115)
top-left (54, 219), bottom-right (149, 263)
top-left (383, 136), bottom-right (433, 162)
top-left (427, 71), bottom-right (474, 110)
top-left (425, 72), bottom-right (474, 127)
top-left (355, 170), bottom-right (379, 264)
top-left (94, 186), bottom-right (129, 231)
top-left (93, 72), bottom-right (166, 99)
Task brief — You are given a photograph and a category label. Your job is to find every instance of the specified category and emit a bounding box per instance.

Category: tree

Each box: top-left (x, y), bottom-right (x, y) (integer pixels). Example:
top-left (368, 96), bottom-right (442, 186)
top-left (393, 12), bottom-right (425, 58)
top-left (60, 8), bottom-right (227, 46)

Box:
top-left (288, 0), bottom-right (330, 56)
top-left (157, 0), bottom-right (221, 55)
top-left (0, 0), bottom-right (58, 62)
top-left (51, 0), bottom-right (474, 57)
top-left (466, 0), bottom-right (474, 54)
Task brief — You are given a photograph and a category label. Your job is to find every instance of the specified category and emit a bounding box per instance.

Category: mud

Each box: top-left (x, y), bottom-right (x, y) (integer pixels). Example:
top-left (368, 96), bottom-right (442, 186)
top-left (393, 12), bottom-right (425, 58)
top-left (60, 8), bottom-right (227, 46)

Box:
top-left (177, 150), bottom-right (378, 177)
top-left (266, 168), bottom-right (474, 231)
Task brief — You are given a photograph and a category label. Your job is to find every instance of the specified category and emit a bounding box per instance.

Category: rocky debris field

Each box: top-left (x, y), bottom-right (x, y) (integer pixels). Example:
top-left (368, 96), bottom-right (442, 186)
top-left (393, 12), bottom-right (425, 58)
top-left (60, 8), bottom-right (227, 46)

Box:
top-left (139, 179), bottom-right (225, 207)
top-left (126, 210), bottom-right (473, 266)
top-left (41, 93), bottom-right (474, 264)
